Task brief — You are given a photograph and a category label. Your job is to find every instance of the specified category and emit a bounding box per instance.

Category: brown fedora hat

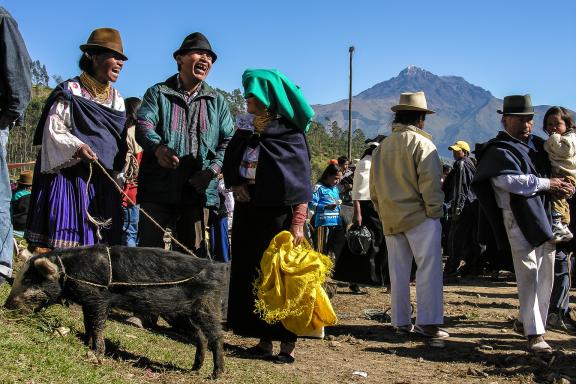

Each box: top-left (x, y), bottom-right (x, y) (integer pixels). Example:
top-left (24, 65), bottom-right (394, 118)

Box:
top-left (80, 28), bottom-right (128, 61)
top-left (17, 171), bottom-right (33, 186)
top-left (497, 94), bottom-right (534, 115)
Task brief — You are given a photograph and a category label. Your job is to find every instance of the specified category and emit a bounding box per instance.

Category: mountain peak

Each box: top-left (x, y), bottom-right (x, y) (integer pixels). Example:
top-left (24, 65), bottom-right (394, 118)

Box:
top-left (399, 65), bottom-right (432, 77)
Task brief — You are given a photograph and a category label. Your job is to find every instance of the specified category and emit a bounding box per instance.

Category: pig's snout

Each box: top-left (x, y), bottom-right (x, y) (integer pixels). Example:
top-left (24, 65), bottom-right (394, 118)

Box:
top-left (3, 294), bottom-right (27, 311)
top-left (3, 296), bottom-right (17, 310)
top-left (3, 288), bottom-right (48, 313)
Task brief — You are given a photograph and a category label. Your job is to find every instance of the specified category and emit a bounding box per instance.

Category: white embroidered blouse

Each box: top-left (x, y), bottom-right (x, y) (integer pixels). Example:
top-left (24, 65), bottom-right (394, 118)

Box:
top-left (40, 78), bottom-right (125, 173)
top-left (235, 114), bottom-right (260, 181)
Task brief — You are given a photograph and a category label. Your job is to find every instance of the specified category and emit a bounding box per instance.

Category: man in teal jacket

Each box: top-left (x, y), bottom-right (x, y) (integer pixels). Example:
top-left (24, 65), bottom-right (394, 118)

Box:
top-left (136, 32), bottom-right (234, 254)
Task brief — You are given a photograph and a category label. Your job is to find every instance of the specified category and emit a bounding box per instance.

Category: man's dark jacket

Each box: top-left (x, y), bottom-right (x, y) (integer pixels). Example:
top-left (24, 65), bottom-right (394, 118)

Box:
top-left (136, 76), bottom-right (234, 207)
top-left (0, 7), bottom-right (31, 129)
top-left (443, 156), bottom-right (476, 217)
top-left (11, 192), bottom-right (29, 231)
top-left (472, 132), bottom-right (553, 249)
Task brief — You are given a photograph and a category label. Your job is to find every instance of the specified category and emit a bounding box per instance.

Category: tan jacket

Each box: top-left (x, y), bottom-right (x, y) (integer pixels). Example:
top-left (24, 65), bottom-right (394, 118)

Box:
top-left (370, 123), bottom-right (444, 235)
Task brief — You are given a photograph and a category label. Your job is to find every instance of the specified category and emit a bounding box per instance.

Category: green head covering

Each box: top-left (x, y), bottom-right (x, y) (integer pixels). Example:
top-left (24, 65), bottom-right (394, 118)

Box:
top-left (242, 69), bottom-right (315, 133)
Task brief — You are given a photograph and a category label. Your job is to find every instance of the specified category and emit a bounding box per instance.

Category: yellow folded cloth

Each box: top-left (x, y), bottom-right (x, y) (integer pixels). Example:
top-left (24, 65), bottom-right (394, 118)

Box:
top-left (254, 231), bottom-right (337, 336)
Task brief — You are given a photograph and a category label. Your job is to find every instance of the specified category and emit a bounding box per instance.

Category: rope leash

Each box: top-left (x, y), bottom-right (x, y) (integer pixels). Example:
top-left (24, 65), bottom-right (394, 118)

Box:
top-left (88, 161), bottom-right (197, 257)
top-left (56, 247), bottom-right (202, 288)
top-left (85, 164), bottom-right (112, 241)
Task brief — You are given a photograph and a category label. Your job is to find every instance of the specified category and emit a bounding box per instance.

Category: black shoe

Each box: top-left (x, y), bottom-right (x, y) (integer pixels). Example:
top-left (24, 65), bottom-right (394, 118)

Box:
top-left (245, 345), bottom-right (273, 359)
top-left (349, 284), bottom-right (366, 294)
top-left (273, 352), bottom-right (295, 364)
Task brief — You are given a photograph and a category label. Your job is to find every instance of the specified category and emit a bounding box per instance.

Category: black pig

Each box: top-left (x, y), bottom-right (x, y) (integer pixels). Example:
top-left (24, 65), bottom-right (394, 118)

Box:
top-left (4, 245), bottom-right (226, 379)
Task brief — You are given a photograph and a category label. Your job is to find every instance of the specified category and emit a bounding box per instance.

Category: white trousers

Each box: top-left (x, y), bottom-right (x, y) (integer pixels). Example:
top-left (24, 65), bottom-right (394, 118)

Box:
top-left (385, 218), bottom-right (444, 327)
top-left (502, 210), bottom-right (555, 336)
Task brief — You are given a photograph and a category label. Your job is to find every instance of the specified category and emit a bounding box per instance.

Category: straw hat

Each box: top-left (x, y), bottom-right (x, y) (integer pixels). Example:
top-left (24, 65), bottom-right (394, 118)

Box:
top-left (391, 91), bottom-right (435, 114)
top-left (17, 171), bottom-right (33, 186)
top-left (80, 28), bottom-right (128, 61)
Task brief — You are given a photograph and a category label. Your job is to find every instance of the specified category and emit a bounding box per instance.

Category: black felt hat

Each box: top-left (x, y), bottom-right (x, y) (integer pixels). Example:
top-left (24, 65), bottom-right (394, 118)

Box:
top-left (497, 94), bottom-right (534, 115)
top-left (173, 32), bottom-right (217, 62)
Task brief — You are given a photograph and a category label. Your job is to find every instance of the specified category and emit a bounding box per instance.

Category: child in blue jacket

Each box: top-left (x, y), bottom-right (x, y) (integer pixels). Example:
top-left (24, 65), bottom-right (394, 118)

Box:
top-left (309, 163), bottom-right (343, 254)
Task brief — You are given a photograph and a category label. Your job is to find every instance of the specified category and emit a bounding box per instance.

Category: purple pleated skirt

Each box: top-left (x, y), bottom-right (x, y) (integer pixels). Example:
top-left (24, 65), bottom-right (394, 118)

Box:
top-left (25, 155), bottom-right (122, 248)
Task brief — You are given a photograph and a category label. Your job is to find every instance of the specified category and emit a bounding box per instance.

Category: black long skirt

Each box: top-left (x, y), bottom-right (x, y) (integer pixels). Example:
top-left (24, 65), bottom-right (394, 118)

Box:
top-left (445, 201), bottom-right (484, 275)
top-left (333, 200), bottom-right (389, 286)
top-left (226, 199), bottom-right (297, 342)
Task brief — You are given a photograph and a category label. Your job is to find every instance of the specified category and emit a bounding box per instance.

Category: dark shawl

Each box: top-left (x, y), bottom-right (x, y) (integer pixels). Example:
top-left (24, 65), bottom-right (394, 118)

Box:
top-left (472, 131), bottom-right (552, 249)
top-left (223, 117), bottom-right (312, 207)
top-left (33, 81), bottom-right (127, 171)
top-left (445, 156), bottom-right (477, 217)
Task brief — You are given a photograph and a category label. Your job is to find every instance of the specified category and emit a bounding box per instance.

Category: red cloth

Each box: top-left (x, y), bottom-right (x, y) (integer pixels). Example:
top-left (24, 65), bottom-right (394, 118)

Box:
top-left (122, 183), bottom-right (138, 207)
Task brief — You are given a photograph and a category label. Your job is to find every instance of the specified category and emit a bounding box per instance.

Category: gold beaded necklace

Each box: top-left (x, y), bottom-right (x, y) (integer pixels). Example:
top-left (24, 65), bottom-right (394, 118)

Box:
top-left (253, 110), bottom-right (275, 134)
top-left (79, 72), bottom-right (111, 103)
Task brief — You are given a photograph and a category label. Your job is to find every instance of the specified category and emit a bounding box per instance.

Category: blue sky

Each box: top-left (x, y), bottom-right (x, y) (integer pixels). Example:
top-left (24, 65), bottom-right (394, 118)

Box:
top-left (5, 0), bottom-right (576, 109)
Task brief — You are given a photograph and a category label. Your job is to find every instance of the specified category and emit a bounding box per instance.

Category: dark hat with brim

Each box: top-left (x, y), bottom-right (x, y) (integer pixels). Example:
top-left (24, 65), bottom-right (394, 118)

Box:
top-left (173, 32), bottom-right (217, 62)
top-left (80, 28), bottom-right (128, 61)
top-left (497, 94), bottom-right (534, 115)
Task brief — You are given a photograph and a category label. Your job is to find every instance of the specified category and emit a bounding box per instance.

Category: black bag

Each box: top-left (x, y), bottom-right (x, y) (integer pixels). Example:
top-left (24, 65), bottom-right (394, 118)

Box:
top-left (334, 221), bottom-right (388, 287)
top-left (345, 225), bottom-right (373, 256)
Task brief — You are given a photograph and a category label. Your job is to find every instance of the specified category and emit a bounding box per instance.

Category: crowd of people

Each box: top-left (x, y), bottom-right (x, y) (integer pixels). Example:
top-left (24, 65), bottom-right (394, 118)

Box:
top-left (1, 6), bottom-right (575, 367)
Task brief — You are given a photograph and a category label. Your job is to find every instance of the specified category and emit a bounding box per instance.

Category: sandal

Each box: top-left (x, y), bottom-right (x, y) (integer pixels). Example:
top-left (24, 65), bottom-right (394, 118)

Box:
top-left (273, 352), bottom-right (295, 364)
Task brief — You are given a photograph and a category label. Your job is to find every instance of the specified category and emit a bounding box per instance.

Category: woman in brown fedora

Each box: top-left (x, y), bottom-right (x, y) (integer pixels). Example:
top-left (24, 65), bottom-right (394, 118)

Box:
top-left (25, 28), bottom-right (128, 250)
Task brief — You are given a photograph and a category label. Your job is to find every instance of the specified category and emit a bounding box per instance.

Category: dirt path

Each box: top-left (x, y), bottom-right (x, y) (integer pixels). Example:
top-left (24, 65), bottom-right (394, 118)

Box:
top-left (225, 278), bottom-right (576, 384)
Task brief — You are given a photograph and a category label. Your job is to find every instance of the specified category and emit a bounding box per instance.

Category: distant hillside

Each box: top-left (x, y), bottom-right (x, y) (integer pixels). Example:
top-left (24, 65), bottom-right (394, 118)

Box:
top-left (313, 66), bottom-right (559, 157)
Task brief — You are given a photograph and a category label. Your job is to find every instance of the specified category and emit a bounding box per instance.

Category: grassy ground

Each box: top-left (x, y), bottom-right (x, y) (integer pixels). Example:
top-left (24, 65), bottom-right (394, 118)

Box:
top-left (2, 267), bottom-right (576, 383)
top-left (0, 282), bottom-right (300, 384)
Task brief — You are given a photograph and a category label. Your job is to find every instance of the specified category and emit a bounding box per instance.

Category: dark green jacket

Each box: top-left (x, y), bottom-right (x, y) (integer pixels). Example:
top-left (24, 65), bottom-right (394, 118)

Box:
top-left (136, 75), bottom-right (234, 207)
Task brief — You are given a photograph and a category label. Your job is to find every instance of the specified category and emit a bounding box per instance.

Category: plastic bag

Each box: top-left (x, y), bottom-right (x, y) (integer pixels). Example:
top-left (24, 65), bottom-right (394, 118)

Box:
top-left (254, 231), bottom-right (338, 336)
top-left (345, 225), bottom-right (373, 256)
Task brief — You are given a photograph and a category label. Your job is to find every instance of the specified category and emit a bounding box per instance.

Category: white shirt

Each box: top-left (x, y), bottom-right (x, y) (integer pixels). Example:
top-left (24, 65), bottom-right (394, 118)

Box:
top-left (490, 174), bottom-right (550, 211)
top-left (351, 155), bottom-right (372, 201)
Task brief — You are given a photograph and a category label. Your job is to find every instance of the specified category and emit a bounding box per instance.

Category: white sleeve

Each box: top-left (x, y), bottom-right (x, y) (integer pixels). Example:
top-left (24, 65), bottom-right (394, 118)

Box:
top-left (491, 174), bottom-right (550, 196)
top-left (40, 97), bottom-right (86, 173)
top-left (351, 158), bottom-right (370, 200)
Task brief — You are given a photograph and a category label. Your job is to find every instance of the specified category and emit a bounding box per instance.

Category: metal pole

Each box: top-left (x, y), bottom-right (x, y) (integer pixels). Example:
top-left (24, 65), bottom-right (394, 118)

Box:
top-left (347, 46), bottom-right (354, 160)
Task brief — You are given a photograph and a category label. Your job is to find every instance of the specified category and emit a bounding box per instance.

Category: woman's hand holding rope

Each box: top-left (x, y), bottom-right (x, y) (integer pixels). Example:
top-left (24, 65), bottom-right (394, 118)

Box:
top-left (75, 144), bottom-right (98, 162)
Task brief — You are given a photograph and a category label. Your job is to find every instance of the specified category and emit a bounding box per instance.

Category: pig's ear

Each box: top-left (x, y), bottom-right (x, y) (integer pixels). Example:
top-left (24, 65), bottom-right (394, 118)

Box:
top-left (33, 257), bottom-right (59, 280)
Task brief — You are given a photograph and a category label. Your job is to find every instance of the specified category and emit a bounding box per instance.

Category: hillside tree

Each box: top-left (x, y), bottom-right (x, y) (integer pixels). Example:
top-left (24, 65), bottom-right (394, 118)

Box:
top-left (30, 60), bottom-right (49, 87)
top-left (216, 88), bottom-right (246, 119)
